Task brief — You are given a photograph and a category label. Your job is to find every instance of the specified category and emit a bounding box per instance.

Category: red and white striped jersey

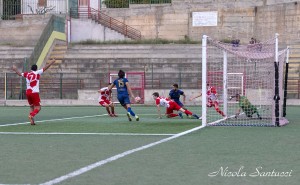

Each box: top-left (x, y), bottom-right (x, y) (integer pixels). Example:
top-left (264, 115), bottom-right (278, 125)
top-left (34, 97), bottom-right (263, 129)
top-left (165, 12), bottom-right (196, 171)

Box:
top-left (98, 87), bottom-right (111, 101)
top-left (155, 97), bottom-right (172, 108)
top-left (22, 69), bottom-right (44, 93)
top-left (207, 86), bottom-right (218, 101)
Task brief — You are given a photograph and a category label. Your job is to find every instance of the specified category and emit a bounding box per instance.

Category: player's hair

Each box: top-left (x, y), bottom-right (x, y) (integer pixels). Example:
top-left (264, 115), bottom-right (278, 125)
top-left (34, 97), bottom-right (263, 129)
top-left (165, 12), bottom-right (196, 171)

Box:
top-left (118, 70), bottom-right (125, 78)
top-left (31, 64), bottom-right (37, 71)
top-left (152, 92), bottom-right (159, 97)
top-left (173, 83), bottom-right (179, 88)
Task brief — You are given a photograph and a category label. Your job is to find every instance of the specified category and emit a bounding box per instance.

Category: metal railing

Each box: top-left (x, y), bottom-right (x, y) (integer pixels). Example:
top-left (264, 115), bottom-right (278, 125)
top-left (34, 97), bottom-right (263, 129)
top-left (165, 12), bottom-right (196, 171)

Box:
top-left (27, 15), bottom-right (65, 68)
top-left (102, 0), bottom-right (172, 8)
top-left (0, 0), bottom-right (67, 20)
top-left (0, 0), bottom-right (172, 19)
top-left (0, 69), bottom-right (200, 100)
top-left (70, 7), bottom-right (141, 40)
top-left (1, 70), bottom-right (300, 100)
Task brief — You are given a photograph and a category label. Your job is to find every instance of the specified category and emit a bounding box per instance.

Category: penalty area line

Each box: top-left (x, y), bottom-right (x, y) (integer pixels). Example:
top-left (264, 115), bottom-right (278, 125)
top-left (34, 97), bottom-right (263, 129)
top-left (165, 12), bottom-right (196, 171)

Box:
top-left (39, 124), bottom-right (205, 185)
top-left (0, 114), bottom-right (166, 127)
top-left (0, 114), bottom-right (108, 127)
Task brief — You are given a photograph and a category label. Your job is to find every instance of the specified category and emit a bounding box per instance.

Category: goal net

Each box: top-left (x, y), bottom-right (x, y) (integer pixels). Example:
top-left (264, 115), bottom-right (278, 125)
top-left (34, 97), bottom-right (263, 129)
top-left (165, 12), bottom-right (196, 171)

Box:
top-left (109, 72), bottom-right (145, 104)
top-left (201, 34), bottom-right (289, 127)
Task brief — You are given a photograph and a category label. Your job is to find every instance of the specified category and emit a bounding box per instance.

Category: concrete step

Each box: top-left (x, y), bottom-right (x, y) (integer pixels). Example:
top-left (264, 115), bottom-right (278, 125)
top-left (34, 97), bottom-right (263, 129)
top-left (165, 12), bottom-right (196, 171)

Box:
top-left (50, 54), bottom-right (65, 59)
top-left (289, 54), bottom-right (300, 58)
top-left (288, 74), bottom-right (300, 78)
top-left (289, 45), bottom-right (300, 49)
top-left (48, 59), bottom-right (62, 64)
top-left (53, 45), bottom-right (68, 50)
top-left (51, 50), bottom-right (66, 55)
top-left (64, 53), bottom-right (200, 59)
top-left (288, 58), bottom-right (300, 63)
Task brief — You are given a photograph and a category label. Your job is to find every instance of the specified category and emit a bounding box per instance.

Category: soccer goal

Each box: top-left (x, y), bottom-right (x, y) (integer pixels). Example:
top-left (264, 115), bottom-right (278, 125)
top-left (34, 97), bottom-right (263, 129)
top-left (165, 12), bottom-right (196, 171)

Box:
top-left (109, 72), bottom-right (145, 104)
top-left (201, 34), bottom-right (289, 127)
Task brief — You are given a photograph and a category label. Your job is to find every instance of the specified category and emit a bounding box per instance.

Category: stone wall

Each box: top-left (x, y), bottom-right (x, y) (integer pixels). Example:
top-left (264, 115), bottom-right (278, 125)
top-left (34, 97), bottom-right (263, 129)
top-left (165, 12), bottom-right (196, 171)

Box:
top-left (100, 0), bottom-right (300, 45)
top-left (0, 15), bottom-right (50, 46)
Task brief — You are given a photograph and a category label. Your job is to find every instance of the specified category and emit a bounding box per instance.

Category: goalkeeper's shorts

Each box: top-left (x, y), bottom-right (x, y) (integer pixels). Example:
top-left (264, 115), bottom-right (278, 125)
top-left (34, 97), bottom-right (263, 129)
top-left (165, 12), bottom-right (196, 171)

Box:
top-left (244, 107), bottom-right (258, 117)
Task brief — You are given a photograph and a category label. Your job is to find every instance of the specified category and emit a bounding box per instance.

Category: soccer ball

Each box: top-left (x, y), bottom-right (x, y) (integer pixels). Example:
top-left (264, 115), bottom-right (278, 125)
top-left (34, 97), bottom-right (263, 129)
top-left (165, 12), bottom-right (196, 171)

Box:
top-left (135, 96), bottom-right (141, 103)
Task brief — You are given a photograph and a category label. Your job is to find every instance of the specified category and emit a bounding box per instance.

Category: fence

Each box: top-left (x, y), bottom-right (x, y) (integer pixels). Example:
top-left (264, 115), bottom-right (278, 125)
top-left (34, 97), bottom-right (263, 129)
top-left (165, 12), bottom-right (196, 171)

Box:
top-left (0, 65), bottom-right (201, 100)
top-left (1, 67), bottom-right (300, 100)
top-left (0, 0), bottom-right (171, 20)
top-left (102, 0), bottom-right (172, 8)
top-left (0, 0), bottom-right (67, 20)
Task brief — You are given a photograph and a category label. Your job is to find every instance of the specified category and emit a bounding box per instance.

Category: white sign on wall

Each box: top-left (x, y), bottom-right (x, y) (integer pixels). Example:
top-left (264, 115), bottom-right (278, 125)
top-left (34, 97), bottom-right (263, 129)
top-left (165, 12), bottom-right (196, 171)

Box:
top-left (192, 11), bottom-right (218, 27)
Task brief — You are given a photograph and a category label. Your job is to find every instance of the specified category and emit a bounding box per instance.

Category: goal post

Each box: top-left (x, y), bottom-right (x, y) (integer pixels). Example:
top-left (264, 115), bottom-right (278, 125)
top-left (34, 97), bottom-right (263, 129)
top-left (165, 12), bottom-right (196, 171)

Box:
top-left (201, 34), bottom-right (289, 127)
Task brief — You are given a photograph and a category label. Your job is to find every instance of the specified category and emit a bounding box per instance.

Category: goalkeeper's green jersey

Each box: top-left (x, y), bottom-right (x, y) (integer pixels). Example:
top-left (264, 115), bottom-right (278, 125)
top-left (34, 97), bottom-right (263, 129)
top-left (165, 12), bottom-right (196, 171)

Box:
top-left (238, 96), bottom-right (258, 116)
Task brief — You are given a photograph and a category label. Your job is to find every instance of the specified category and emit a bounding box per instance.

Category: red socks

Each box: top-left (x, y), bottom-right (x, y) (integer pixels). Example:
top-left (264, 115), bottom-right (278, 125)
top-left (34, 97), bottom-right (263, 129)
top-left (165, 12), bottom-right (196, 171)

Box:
top-left (184, 110), bottom-right (193, 115)
top-left (168, 113), bottom-right (178, 118)
top-left (216, 108), bottom-right (225, 116)
top-left (30, 109), bottom-right (40, 117)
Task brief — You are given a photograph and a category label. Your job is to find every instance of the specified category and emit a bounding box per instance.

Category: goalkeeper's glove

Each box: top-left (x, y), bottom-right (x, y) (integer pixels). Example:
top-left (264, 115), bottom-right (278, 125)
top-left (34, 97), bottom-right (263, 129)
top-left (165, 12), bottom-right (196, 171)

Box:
top-left (235, 113), bottom-right (240, 119)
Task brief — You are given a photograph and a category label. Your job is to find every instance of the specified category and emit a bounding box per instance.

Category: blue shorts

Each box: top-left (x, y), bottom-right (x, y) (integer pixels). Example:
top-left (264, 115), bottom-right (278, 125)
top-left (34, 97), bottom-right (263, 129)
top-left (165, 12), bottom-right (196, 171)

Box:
top-left (174, 100), bottom-right (184, 107)
top-left (117, 94), bottom-right (131, 106)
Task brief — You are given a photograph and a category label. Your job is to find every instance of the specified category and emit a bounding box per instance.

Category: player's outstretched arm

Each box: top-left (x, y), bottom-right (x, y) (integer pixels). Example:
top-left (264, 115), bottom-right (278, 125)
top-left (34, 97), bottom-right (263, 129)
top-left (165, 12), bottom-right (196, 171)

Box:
top-left (126, 82), bottom-right (135, 100)
top-left (156, 105), bottom-right (162, 119)
top-left (182, 93), bottom-right (186, 104)
top-left (11, 65), bottom-right (22, 76)
top-left (43, 58), bottom-right (56, 72)
top-left (108, 83), bottom-right (115, 91)
top-left (189, 93), bottom-right (202, 101)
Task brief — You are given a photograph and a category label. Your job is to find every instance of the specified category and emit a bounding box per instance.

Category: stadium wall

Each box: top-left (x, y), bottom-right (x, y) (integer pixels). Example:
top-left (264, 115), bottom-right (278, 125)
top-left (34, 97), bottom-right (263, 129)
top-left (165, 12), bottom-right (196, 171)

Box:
top-left (98, 0), bottom-right (300, 45)
top-left (0, 15), bottom-right (51, 46)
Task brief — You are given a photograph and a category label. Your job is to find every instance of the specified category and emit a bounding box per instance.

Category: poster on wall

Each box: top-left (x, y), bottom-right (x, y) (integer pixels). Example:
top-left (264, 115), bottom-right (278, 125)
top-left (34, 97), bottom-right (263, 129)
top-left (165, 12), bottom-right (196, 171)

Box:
top-left (192, 11), bottom-right (218, 27)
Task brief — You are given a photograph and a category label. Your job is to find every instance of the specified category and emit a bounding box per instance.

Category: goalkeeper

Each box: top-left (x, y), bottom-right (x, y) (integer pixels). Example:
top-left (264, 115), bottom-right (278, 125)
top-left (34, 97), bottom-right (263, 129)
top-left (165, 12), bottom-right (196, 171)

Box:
top-left (231, 94), bottom-right (262, 119)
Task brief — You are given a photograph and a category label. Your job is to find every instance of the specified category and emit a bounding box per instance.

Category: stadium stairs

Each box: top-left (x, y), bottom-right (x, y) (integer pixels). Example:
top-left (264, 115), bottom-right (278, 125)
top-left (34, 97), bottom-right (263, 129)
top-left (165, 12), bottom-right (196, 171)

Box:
top-left (71, 7), bottom-right (141, 40)
top-left (45, 40), bottom-right (67, 72)
top-left (0, 46), bottom-right (33, 72)
top-left (287, 44), bottom-right (300, 99)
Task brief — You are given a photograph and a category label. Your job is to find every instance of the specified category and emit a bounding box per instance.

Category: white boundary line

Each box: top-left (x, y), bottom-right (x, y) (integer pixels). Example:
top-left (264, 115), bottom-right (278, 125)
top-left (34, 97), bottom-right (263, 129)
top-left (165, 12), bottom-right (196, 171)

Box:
top-left (0, 132), bottom-right (174, 136)
top-left (0, 114), bottom-right (160, 127)
top-left (0, 114), bottom-right (108, 127)
top-left (40, 124), bottom-right (205, 185)
top-left (0, 184), bottom-right (30, 185)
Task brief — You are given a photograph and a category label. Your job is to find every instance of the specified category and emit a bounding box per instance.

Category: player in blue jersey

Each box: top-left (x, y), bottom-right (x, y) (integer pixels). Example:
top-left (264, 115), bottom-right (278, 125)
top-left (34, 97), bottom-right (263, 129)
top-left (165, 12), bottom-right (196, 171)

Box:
top-left (169, 84), bottom-right (188, 116)
top-left (109, 70), bottom-right (139, 121)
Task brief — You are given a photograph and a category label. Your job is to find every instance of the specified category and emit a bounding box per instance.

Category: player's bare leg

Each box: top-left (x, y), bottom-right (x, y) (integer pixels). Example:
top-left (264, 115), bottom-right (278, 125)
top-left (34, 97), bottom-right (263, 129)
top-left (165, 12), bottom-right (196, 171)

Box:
top-left (110, 104), bottom-right (117, 117)
top-left (214, 103), bottom-right (226, 117)
top-left (29, 105), bottom-right (41, 125)
top-left (102, 103), bottom-right (112, 117)
top-left (28, 105), bottom-right (35, 125)
top-left (179, 108), bottom-right (200, 119)
top-left (105, 106), bottom-right (113, 117)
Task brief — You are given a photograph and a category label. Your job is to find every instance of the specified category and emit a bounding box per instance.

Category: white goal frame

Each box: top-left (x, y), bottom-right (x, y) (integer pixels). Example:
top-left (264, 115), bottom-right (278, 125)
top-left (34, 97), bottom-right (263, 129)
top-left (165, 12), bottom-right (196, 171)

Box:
top-left (201, 34), bottom-right (289, 127)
